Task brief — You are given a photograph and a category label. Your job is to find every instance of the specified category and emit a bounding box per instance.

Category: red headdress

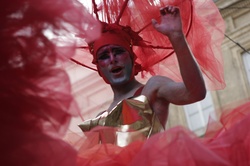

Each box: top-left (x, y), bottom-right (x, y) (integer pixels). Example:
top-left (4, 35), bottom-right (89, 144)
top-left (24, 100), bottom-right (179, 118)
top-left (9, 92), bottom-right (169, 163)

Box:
top-left (71, 0), bottom-right (225, 90)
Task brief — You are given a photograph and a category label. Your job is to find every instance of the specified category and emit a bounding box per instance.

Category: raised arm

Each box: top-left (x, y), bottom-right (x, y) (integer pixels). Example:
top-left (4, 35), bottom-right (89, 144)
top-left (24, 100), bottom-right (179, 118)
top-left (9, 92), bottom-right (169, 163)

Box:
top-left (142, 6), bottom-right (206, 105)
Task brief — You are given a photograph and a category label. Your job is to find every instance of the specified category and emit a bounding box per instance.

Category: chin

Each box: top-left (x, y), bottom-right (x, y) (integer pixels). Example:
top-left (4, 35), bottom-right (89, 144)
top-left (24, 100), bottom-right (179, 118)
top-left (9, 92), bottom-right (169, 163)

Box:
top-left (110, 77), bottom-right (131, 86)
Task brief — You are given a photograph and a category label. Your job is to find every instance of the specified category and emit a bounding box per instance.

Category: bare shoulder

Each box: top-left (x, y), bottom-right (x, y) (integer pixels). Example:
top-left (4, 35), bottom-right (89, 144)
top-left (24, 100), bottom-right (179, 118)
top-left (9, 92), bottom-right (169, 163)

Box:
top-left (143, 75), bottom-right (176, 93)
top-left (147, 75), bottom-right (174, 84)
top-left (141, 75), bottom-right (176, 101)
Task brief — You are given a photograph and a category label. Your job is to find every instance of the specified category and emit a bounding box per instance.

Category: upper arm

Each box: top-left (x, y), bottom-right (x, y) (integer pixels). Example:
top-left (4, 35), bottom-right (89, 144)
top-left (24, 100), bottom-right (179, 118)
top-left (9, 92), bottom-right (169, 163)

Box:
top-left (142, 75), bottom-right (206, 105)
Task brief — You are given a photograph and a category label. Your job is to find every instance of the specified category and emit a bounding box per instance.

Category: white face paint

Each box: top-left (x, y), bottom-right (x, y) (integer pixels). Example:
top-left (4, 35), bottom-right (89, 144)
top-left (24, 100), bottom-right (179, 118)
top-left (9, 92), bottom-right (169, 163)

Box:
top-left (96, 45), bottom-right (134, 86)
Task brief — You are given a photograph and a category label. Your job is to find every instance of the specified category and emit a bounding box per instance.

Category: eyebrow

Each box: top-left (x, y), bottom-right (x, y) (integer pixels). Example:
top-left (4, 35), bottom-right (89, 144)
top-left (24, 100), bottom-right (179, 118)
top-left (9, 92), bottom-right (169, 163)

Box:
top-left (98, 49), bottom-right (109, 54)
top-left (97, 46), bottom-right (125, 56)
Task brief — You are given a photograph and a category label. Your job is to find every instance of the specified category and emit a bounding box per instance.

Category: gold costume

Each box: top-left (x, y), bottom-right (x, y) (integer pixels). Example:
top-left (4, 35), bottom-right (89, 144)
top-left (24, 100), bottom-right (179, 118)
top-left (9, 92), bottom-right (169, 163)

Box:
top-left (78, 95), bottom-right (164, 147)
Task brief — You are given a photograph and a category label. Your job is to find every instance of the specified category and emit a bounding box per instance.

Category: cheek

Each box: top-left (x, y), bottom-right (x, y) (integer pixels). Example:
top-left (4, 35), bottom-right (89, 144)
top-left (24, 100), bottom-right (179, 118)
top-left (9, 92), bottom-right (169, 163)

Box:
top-left (97, 67), bottom-right (110, 84)
top-left (118, 54), bottom-right (130, 61)
top-left (97, 60), bottom-right (109, 67)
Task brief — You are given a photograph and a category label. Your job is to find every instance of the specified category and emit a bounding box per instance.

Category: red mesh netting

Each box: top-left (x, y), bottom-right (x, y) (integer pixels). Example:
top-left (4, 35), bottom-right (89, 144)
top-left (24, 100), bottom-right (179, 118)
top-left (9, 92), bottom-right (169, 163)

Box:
top-left (0, 0), bottom-right (100, 165)
top-left (72, 0), bottom-right (225, 90)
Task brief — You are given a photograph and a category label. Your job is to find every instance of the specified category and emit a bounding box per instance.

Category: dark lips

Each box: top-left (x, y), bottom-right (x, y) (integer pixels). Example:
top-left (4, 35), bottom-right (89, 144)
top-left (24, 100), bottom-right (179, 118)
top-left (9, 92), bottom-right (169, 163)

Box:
top-left (110, 66), bottom-right (123, 73)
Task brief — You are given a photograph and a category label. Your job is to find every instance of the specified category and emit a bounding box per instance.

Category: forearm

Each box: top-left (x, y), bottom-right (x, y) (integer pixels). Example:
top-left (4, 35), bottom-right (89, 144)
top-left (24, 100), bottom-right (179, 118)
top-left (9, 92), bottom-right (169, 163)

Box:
top-left (169, 33), bottom-right (206, 98)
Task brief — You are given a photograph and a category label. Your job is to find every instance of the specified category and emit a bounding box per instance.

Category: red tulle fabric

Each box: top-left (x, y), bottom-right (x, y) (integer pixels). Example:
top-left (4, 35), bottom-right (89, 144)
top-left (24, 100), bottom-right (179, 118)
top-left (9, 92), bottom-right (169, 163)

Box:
top-left (72, 0), bottom-right (225, 90)
top-left (73, 101), bottom-right (250, 166)
top-left (3, 0), bottom-right (250, 165)
top-left (0, 0), bottom-right (100, 165)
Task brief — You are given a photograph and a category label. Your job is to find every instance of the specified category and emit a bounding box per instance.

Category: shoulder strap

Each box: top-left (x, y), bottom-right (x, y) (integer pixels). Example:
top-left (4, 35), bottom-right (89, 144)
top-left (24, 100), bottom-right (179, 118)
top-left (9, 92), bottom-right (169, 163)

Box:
top-left (133, 86), bottom-right (144, 96)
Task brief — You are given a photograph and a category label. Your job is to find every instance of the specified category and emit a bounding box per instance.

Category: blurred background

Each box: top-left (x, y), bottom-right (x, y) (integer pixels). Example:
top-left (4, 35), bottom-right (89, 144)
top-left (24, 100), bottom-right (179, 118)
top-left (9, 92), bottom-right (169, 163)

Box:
top-left (66, 0), bottom-right (250, 136)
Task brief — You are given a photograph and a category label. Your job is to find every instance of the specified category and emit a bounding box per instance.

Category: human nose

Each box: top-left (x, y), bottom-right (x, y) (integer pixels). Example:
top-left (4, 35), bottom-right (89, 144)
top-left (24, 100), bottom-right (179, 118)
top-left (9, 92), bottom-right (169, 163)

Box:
top-left (109, 53), bottom-right (117, 64)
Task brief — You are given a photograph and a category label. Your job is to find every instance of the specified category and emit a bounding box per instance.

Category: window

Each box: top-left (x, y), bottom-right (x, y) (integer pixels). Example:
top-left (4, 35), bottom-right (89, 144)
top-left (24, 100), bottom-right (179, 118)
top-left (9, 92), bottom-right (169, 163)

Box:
top-left (242, 52), bottom-right (250, 84)
top-left (184, 92), bottom-right (215, 136)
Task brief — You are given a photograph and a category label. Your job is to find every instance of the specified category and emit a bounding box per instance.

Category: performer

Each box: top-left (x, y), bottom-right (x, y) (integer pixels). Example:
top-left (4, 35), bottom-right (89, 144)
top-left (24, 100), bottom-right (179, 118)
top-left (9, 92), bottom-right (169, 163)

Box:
top-left (75, 0), bottom-right (223, 145)
top-left (72, 1), bottom-right (226, 142)
top-left (78, 5), bottom-right (206, 145)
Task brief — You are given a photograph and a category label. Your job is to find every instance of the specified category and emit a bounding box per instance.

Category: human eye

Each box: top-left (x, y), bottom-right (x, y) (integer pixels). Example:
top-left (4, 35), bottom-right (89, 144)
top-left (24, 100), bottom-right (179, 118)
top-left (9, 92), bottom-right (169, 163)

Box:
top-left (97, 52), bottom-right (110, 61)
top-left (113, 48), bottom-right (126, 55)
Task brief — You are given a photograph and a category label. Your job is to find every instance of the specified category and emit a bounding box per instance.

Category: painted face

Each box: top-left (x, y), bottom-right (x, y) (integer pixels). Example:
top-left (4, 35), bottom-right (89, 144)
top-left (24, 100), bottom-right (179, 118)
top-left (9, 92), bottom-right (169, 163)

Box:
top-left (96, 45), bottom-right (134, 85)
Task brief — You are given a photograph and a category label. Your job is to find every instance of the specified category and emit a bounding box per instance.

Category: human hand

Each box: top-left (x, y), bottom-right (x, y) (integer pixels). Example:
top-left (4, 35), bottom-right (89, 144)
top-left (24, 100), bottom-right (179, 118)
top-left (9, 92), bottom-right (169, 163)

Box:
top-left (152, 6), bottom-right (183, 39)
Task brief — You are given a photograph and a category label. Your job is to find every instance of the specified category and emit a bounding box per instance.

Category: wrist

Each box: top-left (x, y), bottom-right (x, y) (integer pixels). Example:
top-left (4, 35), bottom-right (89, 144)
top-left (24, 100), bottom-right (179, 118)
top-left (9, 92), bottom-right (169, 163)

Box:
top-left (168, 32), bottom-right (185, 41)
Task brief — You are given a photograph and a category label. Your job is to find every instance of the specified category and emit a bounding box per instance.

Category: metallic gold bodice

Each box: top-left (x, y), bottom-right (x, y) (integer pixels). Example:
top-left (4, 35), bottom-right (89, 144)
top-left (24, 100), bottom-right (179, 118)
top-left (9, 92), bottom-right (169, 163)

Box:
top-left (78, 95), bottom-right (164, 147)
